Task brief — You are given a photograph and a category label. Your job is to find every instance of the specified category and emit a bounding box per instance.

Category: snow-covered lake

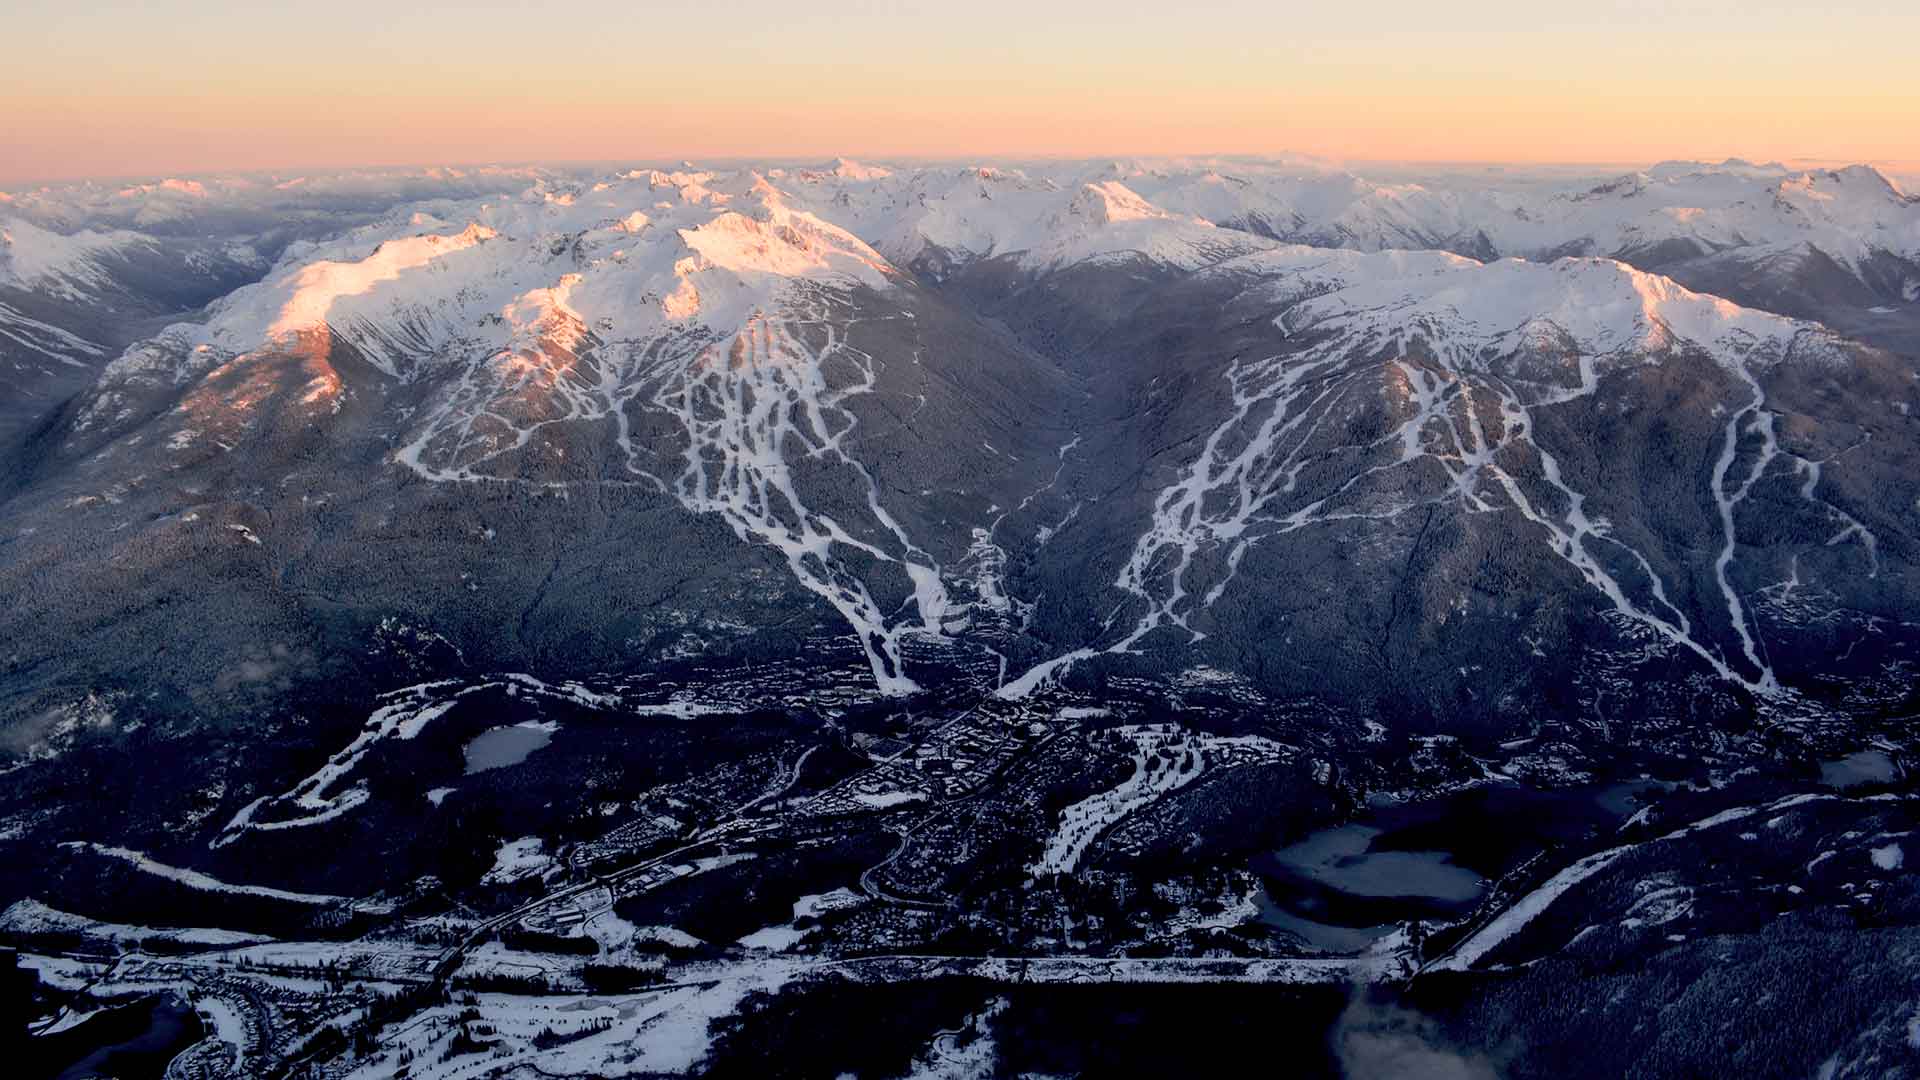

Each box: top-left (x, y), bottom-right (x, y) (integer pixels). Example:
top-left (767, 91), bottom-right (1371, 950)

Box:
top-left (1252, 781), bottom-right (1673, 951)
top-left (1821, 750), bottom-right (1898, 789)
top-left (1269, 824), bottom-right (1488, 903)
top-left (463, 722), bottom-right (555, 775)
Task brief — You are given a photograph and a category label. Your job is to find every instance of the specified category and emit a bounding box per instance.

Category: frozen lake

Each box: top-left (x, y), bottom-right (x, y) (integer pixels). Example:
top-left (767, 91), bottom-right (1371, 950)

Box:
top-left (462, 722), bottom-right (555, 775)
top-left (1253, 780), bottom-right (1671, 951)
top-left (1821, 750), bottom-right (1898, 789)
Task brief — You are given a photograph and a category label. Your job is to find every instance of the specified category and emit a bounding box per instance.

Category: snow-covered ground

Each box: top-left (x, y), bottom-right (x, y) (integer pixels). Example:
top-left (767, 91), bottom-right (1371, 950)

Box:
top-left (481, 836), bottom-right (554, 886)
top-left (737, 923), bottom-right (811, 951)
top-left (1438, 792), bottom-right (1839, 971)
top-left (1036, 722), bottom-right (1290, 876)
top-left (854, 789), bottom-right (930, 809)
top-left (0, 300), bottom-right (106, 363)
top-left (1032, 724), bottom-right (1294, 876)
top-left (0, 898), bottom-right (274, 948)
top-left (212, 679), bottom-right (469, 844)
top-left (1031, 725), bottom-right (1205, 876)
top-left (342, 960), bottom-right (807, 1079)
top-left (902, 997), bottom-right (1006, 1080)
top-left (213, 673), bottom-right (716, 842)
top-left (60, 842), bottom-right (348, 906)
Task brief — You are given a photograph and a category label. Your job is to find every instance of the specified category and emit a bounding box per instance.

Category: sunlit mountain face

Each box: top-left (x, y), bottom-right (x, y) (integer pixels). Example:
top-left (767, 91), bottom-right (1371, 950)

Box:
top-left (5, 157), bottom-right (1920, 1079)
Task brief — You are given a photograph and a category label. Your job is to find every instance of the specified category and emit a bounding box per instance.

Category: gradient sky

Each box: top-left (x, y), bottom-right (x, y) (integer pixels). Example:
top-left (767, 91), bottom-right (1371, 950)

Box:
top-left (4, 0), bottom-right (1916, 183)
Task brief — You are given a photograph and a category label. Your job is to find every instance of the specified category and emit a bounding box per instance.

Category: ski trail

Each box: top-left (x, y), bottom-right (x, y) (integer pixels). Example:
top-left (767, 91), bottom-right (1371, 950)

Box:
top-left (1479, 379), bottom-right (1762, 690)
top-left (1709, 367), bottom-right (1781, 689)
top-left (390, 277), bottom-right (955, 695)
top-left (1001, 293), bottom-right (1845, 700)
top-left (647, 290), bottom-right (945, 694)
top-left (1789, 448), bottom-right (1881, 577)
top-left (393, 311), bottom-right (676, 491)
top-left (213, 680), bottom-right (469, 847)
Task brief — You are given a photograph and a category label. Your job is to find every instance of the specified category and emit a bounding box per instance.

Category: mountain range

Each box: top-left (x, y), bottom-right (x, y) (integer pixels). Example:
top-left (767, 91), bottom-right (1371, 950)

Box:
top-left (4, 158), bottom-right (1916, 746)
top-left (7, 155), bottom-right (1920, 1079)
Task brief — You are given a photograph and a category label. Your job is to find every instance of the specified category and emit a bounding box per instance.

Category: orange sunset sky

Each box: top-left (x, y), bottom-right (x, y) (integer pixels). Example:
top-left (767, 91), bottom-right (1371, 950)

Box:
top-left (3, 0), bottom-right (1916, 184)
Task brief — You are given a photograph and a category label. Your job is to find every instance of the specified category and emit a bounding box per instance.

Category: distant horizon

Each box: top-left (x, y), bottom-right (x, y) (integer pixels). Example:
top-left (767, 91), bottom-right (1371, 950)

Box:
top-left (6, 152), bottom-right (1920, 193)
top-left (7, 0), bottom-right (1915, 188)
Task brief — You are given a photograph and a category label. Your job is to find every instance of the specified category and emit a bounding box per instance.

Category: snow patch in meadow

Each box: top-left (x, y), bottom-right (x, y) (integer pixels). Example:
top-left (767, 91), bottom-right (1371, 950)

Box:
top-left (482, 836), bottom-right (554, 886)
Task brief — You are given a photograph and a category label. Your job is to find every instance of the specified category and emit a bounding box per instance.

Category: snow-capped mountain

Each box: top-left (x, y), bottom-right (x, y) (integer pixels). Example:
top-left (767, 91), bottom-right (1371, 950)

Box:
top-left (3, 159), bottom-right (1913, 753)
top-left (0, 215), bottom-right (267, 455)
top-left (759, 157), bottom-right (1920, 335)
top-left (15, 167), bottom-right (1085, 709)
top-left (777, 165), bottom-right (1267, 273)
top-left (0, 217), bottom-right (163, 300)
top-left (1110, 157), bottom-right (1920, 270)
top-left (1115, 159), bottom-right (1920, 353)
top-left (0, 167), bottom-right (594, 459)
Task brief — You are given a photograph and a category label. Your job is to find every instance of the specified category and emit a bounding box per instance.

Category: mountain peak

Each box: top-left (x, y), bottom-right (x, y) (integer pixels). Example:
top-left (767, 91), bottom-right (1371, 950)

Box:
top-left (1825, 163), bottom-right (1908, 200)
top-left (0, 215), bottom-right (149, 299)
top-left (829, 158), bottom-right (891, 181)
top-left (1064, 181), bottom-right (1180, 227)
top-left (264, 222), bottom-right (498, 340)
